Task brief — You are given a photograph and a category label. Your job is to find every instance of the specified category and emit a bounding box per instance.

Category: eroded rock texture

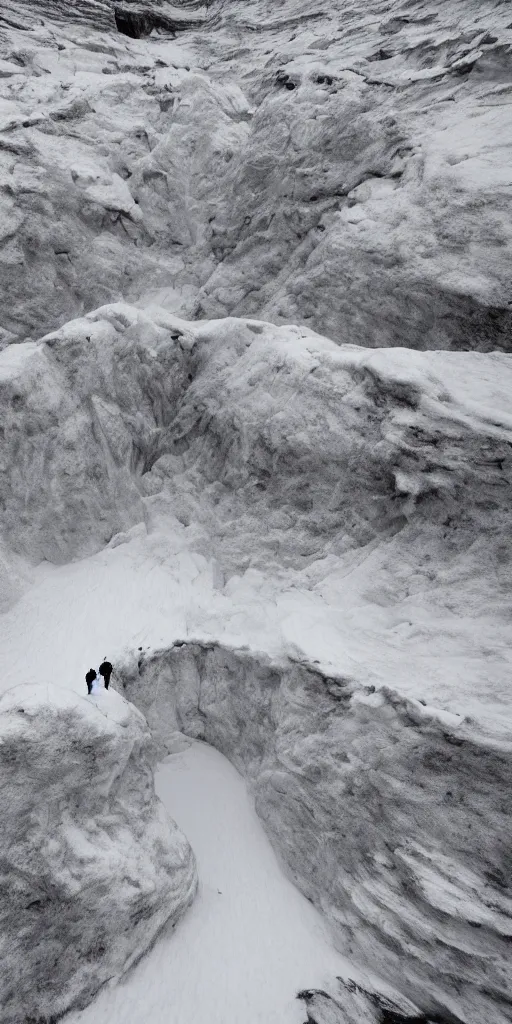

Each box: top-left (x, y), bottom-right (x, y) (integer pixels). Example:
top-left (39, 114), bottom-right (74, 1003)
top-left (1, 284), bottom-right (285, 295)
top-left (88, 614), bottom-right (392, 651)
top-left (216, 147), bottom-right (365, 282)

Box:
top-left (0, 307), bottom-right (511, 1021)
top-left (1, 304), bottom-right (511, 722)
top-left (117, 640), bottom-right (512, 1024)
top-left (1, 0), bottom-right (512, 1017)
top-left (2, 303), bottom-right (512, 576)
top-left (0, 0), bottom-right (511, 348)
top-left (0, 684), bottom-right (197, 1024)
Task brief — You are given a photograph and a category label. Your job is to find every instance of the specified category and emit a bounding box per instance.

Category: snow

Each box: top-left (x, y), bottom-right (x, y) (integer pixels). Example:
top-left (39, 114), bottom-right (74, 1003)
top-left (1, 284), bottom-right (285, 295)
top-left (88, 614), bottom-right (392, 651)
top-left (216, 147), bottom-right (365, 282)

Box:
top-left (0, 512), bottom-right (509, 735)
top-left (2, 0), bottom-right (512, 351)
top-left (0, 302), bottom-right (510, 1020)
top-left (0, 683), bottom-right (197, 1024)
top-left (1, 503), bottom-right (509, 1023)
top-left (67, 740), bottom-right (355, 1024)
top-left (1, 0), bottom-right (512, 1017)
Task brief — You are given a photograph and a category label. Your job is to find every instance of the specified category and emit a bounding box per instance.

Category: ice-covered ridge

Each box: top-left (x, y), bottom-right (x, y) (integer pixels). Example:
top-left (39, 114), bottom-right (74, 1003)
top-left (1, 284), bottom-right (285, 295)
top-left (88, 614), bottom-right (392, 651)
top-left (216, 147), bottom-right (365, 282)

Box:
top-left (1, 305), bottom-right (512, 731)
top-left (117, 639), bottom-right (512, 1024)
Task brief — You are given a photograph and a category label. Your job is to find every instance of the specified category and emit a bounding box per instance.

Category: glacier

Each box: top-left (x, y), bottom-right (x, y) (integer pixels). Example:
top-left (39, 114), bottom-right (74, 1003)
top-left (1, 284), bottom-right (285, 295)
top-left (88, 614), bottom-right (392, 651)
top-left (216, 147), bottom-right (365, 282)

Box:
top-left (0, 0), bottom-right (511, 1021)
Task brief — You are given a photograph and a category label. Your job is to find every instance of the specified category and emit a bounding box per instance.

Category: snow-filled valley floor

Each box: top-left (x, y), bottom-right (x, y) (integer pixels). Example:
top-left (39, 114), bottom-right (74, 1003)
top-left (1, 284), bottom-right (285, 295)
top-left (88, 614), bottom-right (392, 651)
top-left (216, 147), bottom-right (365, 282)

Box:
top-left (1, 300), bottom-right (512, 1022)
top-left (3, 512), bottom-right (511, 735)
top-left (66, 740), bottom-right (354, 1024)
top-left (0, 534), bottom-right (366, 1023)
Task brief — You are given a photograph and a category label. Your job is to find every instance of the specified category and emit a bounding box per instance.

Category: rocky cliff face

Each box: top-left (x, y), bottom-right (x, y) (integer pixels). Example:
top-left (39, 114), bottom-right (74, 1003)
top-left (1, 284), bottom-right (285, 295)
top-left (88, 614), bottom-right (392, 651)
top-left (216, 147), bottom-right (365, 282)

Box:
top-left (0, 0), bottom-right (511, 349)
top-left (0, 684), bottom-right (197, 1024)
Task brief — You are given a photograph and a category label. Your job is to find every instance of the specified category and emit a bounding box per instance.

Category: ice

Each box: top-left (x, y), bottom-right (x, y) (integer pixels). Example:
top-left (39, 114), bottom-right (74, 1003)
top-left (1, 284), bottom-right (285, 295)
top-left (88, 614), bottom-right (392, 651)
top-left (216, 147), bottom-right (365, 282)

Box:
top-left (66, 741), bottom-right (354, 1024)
top-left (0, 683), bottom-right (196, 1023)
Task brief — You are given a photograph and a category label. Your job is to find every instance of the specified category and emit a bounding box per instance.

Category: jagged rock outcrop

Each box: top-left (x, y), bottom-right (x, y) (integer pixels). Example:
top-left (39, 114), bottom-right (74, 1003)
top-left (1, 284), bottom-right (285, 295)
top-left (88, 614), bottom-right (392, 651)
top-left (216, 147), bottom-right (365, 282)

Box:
top-left (1, 303), bottom-right (512, 736)
top-left (0, 302), bottom-right (511, 1022)
top-left (0, 0), bottom-right (203, 34)
top-left (0, 0), bottom-right (511, 348)
top-left (0, 684), bottom-right (197, 1024)
top-left (114, 4), bottom-right (205, 39)
top-left (0, 305), bottom-right (192, 563)
top-left (117, 640), bottom-right (512, 1024)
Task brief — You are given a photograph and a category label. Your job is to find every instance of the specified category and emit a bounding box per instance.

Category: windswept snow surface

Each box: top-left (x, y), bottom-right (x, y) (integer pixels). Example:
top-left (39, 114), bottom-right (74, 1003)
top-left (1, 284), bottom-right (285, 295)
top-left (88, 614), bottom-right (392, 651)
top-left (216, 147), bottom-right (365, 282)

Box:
top-left (66, 740), bottom-right (354, 1024)
top-left (1, 512), bottom-right (510, 734)
top-left (1, 308), bottom-right (511, 1020)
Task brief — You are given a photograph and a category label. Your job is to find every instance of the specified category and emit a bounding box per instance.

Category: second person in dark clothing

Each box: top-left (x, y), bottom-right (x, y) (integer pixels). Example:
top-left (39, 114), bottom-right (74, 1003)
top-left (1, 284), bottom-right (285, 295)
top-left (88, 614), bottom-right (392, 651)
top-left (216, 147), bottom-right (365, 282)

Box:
top-left (85, 668), bottom-right (97, 695)
top-left (99, 658), bottom-right (113, 689)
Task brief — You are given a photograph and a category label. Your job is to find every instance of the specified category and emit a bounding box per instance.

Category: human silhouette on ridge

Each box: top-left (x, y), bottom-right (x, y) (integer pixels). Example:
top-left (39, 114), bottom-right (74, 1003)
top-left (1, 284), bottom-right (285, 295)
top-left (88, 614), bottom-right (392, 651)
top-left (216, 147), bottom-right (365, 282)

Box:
top-left (99, 658), bottom-right (113, 690)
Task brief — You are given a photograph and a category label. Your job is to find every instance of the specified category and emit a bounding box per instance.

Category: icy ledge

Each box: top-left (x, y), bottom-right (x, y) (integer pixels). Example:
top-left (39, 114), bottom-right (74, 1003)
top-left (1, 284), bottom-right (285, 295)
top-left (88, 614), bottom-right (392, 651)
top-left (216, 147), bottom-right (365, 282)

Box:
top-left (0, 685), bottom-right (197, 1024)
top-left (118, 641), bottom-right (512, 1024)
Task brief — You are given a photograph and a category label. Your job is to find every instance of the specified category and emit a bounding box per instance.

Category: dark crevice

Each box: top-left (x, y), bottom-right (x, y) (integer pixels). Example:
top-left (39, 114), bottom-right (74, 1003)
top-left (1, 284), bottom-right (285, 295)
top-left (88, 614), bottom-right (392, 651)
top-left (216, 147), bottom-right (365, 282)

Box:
top-left (114, 6), bottom-right (204, 38)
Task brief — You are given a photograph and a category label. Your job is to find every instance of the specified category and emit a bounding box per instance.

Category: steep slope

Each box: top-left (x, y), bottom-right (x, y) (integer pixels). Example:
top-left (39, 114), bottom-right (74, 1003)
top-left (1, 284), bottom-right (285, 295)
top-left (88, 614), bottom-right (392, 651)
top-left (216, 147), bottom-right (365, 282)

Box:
top-left (2, 302), bottom-right (512, 720)
top-left (118, 641), bottom-right (512, 1024)
top-left (0, 684), bottom-right (197, 1024)
top-left (1, 0), bottom-right (512, 1018)
top-left (0, 0), bottom-right (511, 348)
top-left (0, 305), bottom-right (510, 1021)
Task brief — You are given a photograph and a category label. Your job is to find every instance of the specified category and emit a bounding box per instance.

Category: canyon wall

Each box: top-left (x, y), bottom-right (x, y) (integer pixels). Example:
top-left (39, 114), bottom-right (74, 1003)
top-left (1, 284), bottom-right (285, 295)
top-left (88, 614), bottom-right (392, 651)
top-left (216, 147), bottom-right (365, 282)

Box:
top-left (117, 641), bottom-right (512, 1024)
top-left (0, 684), bottom-right (197, 1024)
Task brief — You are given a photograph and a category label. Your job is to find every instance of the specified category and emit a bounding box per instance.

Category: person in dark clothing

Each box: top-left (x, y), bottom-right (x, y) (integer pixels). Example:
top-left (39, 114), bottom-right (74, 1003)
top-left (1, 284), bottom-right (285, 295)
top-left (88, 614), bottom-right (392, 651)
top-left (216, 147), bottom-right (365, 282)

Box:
top-left (99, 658), bottom-right (113, 690)
top-left (85, 668), bottom-right (97, 695)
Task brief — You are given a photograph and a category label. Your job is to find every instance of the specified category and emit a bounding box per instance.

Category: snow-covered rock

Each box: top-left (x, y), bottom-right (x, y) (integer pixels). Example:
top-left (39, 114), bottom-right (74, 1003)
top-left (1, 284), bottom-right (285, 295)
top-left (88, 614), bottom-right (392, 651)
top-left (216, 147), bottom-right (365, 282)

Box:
top-left (1, 302), bottom-right (512, 720)
top-left (118, 640), bottom-right (512, 1024)
top-left (0, 305), bottom-right (190, 563)
top-left (0, 0), bottom-right (511, 349)
top-left (0, 684), bottom-right (197, 1024)
top-left (2, 302), bottom-right (512, 577)
top-left (1, 0), bottom-right (512, 1017)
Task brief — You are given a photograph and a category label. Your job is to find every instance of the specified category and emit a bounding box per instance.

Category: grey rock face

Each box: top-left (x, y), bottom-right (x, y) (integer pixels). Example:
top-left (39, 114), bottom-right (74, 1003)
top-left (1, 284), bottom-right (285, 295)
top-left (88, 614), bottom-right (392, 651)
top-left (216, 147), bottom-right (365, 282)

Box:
top-left (1, 0), bottom-right (512, 1018)
top-left (0, 684), bottom-right (197, 1024)
top-left (118, 641), bottom-right (512, 1024)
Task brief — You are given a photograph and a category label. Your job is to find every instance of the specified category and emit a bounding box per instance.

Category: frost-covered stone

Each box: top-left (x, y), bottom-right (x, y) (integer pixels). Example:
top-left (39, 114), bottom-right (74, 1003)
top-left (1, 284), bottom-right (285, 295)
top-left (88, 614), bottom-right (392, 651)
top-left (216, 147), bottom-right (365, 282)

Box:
top-left (0, 307), bottom-right (511, 1022)
top-left (0, 305), bottom-right (191, 563)
top-left (0, 0), bottom-right (511, 1021)
top-left (0, 684), bottom-right (197, 1024)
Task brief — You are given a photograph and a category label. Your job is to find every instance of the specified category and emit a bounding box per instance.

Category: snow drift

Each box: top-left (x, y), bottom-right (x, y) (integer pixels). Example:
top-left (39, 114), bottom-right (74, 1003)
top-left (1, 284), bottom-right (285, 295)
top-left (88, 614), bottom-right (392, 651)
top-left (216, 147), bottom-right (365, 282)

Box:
top-left (0, 684), bottom-right (197, 1024)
